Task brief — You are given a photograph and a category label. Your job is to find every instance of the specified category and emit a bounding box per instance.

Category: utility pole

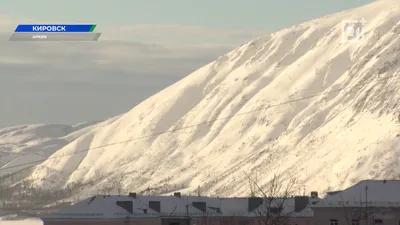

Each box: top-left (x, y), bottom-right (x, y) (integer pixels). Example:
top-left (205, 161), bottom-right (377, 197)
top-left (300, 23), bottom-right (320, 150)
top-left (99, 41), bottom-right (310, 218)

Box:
top-left (365, 185), bottom-right (368, 225)
top-left (186, 204), bottom-right (190, 225)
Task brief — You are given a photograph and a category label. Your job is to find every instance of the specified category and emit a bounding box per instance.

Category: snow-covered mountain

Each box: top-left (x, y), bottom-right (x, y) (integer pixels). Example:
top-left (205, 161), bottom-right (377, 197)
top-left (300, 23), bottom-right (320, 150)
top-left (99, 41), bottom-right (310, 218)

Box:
top-left (23, 0), bottom-right (400, 197)
top-left (0, 122), bottom-right (98, 176)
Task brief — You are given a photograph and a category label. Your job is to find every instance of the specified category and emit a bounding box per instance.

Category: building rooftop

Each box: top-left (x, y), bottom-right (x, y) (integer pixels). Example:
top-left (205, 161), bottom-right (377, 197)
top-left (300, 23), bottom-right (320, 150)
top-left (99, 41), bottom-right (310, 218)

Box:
top-left (41, 194), bottom-right (314, 220)
top-left (312, 180), bottom-right (400, 207)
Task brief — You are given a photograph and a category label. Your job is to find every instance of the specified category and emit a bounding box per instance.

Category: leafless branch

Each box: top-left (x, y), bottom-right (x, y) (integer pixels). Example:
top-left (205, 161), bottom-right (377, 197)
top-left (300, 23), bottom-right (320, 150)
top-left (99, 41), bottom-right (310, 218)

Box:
top-left (339, 194), bottom-right (363, 225)
top-left (168, 204), bottom-right (178, 217)
top-left (243, 171), bottom-right (298, 225)
top-left (199, 211), bottom-right (213, 225)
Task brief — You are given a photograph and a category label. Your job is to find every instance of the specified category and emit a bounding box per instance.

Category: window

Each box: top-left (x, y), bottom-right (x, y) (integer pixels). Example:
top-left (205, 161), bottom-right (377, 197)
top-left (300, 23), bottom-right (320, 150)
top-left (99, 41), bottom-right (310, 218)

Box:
top-left (352, 220), bottom-right (360, 225)
top-left (269, 207), bottom-right (282, 214)
top-left (329, 219), bottom-right (338, 225)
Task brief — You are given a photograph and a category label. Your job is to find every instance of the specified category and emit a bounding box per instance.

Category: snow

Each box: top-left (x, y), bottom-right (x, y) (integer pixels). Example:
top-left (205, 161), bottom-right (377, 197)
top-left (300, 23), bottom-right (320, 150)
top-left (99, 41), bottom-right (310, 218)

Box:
top-left (0, 122), bottom-right (98, 176)
top-left (0, 218), bottom-right (42, 225)
top-left (314, 180), bottom-right (400, 207)
top-left (13, 0), bottom-right (400, 198)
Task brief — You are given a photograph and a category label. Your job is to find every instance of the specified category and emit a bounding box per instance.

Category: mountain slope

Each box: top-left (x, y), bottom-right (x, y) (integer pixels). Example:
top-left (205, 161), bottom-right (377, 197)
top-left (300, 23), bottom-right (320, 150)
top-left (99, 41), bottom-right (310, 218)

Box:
top-left (27, 0), bottom-right (400, 197)
top-left (0, 122), bottom-right (99, 176)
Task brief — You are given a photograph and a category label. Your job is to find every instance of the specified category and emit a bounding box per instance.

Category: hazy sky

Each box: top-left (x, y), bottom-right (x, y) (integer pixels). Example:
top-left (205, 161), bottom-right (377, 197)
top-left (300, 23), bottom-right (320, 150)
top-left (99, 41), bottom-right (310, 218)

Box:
top-left (1, 0), bottom-right (373, 29)
top-left (0, 0), bottom-right (374, 128)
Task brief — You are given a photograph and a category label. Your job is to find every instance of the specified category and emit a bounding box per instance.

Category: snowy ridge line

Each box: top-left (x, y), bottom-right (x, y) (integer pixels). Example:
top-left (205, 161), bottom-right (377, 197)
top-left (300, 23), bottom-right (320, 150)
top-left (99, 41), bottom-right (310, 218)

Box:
top-left (0, 74), bottom-right (397, 172)
top-left (0, 122), bottom-right (102, 177)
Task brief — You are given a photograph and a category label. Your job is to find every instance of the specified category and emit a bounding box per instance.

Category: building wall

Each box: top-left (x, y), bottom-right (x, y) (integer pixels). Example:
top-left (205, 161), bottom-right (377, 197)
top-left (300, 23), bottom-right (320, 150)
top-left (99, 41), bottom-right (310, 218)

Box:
top-left (42, 216), bottom-right (312, 225)
top-left (42, 218), bottom-right (161, 225)
top-left (189, 216), bottom-right (312, 225)
top-left (162, 218), bottom-right (191, 225)
top-left (286, 218), bottom-right (312, 225)
top-left (312, 207), bottom-right (400, 225)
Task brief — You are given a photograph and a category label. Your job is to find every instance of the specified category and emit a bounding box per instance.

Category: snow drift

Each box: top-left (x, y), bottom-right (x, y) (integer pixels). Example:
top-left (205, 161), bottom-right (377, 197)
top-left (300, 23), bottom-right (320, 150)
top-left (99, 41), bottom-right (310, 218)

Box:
top-left (0, 219), bottom-right (42, 225)
top-left (24, 0), bottom-right (400, 197)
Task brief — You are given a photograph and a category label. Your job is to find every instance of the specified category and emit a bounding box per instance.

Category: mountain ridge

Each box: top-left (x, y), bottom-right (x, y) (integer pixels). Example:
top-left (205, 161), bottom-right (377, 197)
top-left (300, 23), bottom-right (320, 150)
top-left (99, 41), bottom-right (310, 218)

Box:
top-left (0, 122), bottom-right (101, 177)
top-left (7, 0), bottom-right (400, 198)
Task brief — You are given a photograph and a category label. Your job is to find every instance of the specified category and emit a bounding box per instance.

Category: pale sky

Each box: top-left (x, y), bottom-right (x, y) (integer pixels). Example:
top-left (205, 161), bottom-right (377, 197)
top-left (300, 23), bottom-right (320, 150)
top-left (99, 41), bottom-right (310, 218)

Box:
top-left (0, 0), bottom-right (374, 128)
top-left (1, 0), bottom-right (373, 29)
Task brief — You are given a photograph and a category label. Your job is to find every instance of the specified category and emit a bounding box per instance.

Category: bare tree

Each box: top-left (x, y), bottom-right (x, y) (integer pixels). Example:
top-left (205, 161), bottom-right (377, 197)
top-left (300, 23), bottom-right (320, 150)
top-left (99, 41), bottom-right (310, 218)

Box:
top-left (199, 212), bottom-right (214, 225)
top-left (248, 170), bottom-right (258, 197)
top-left (168, 204), bottom-right (178, 217)
top-left (244, 171), bottom-right (298, 225)
top-left (338, 195), bottom-right (364, 225)
top-left (338, 193), bottom-right (390, 225)
top-left (111, 173), bottom-right (126, 195)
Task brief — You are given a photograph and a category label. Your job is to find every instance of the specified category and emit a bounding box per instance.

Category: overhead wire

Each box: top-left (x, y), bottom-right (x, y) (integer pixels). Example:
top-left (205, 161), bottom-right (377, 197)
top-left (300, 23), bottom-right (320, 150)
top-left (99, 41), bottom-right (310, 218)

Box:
top-left (0, 74), bottom-right (397, 172)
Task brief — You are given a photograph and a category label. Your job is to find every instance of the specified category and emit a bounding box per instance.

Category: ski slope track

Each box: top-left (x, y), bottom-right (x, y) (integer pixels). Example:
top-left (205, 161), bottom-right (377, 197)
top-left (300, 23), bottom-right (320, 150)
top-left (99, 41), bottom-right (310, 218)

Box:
top-left (25, 0), bottom-right (400, 197)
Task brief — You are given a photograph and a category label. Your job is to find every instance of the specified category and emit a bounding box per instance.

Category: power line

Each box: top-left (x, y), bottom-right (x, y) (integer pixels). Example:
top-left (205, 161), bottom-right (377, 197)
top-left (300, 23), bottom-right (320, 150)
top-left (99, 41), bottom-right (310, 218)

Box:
top-left (0, 74), bottom-right (397, 172)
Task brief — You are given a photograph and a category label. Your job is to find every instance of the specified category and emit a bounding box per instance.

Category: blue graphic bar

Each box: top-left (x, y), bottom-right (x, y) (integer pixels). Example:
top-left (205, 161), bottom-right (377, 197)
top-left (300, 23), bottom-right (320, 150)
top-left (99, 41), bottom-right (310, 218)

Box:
top-left (14, 24), bottom-right (96, 32)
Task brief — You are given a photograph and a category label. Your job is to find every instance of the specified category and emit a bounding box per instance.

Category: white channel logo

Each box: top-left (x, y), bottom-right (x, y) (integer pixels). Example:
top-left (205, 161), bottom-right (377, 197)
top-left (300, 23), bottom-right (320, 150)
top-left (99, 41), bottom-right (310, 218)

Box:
top-left (341, 18), bottom-right (366, 43)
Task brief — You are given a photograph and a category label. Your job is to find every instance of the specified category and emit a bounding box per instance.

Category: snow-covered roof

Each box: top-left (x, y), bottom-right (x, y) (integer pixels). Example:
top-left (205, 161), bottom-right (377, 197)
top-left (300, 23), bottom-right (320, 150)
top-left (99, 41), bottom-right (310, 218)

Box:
top-left (312, 180), bottom-right (400, 207)
top-left (41, 194), bottom-right (314, 219)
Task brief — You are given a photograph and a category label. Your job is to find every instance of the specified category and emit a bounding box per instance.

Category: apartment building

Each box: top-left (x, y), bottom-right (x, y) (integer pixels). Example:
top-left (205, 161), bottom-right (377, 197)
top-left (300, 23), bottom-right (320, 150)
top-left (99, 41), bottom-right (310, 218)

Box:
top-left (40, 192), bottom-right (314, 225)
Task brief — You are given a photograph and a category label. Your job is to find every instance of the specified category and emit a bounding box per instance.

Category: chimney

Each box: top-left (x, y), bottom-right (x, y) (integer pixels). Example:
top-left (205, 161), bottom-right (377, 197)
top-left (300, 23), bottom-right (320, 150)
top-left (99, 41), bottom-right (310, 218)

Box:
top-left (294, 196), bottom-right (309, 212)
top-left (310, 191), bottom-right (318, 198)
top-left (174, 192), bottom-right (181, 197)
top-left (129, 192), bottom-right (137, 198)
